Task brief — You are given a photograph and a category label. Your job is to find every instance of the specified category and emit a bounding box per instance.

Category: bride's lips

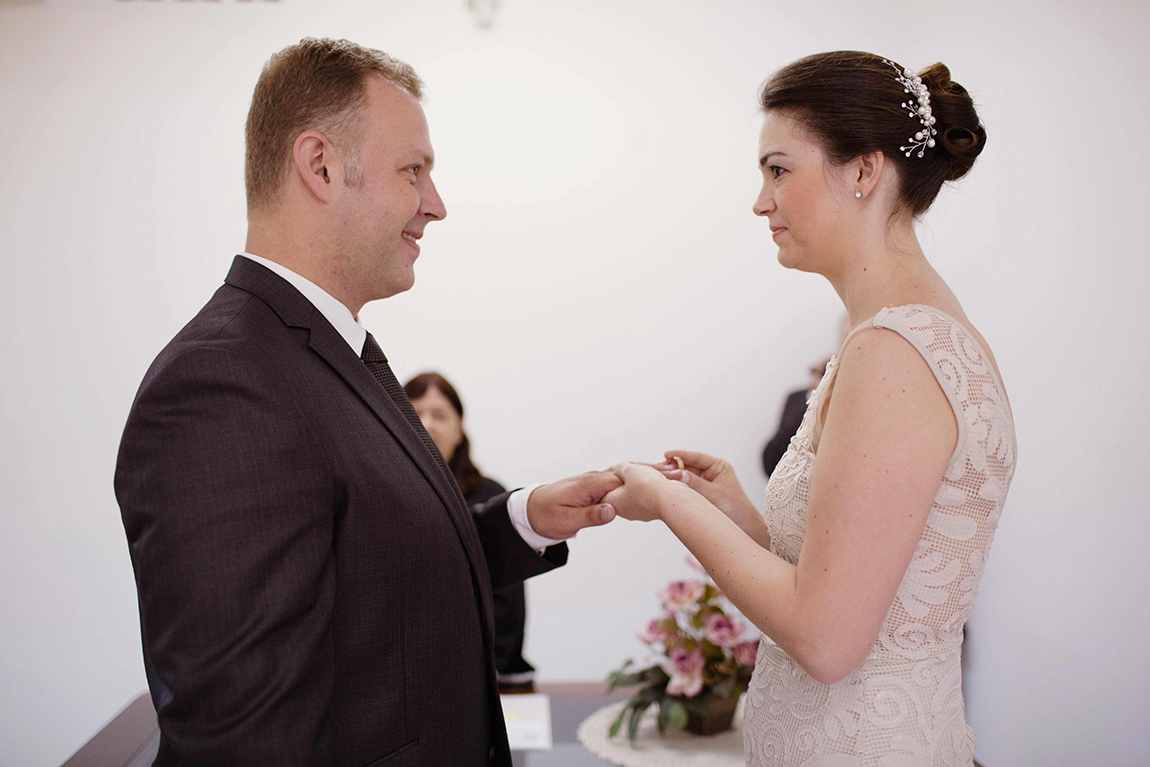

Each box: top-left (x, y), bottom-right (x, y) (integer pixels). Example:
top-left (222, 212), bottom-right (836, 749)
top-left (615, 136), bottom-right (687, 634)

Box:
top-left (770, 226), bottom-right (787, 239)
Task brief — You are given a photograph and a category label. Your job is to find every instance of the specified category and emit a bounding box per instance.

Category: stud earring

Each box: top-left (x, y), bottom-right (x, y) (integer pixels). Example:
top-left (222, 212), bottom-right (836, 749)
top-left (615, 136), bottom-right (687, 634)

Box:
top-left (855, 191), bottom-right (863, 198)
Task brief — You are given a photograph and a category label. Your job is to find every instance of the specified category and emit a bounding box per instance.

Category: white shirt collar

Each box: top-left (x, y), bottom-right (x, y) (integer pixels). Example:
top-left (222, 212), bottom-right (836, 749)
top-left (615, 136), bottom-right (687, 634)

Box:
top-left (241, 252), bottom-right (368, 355)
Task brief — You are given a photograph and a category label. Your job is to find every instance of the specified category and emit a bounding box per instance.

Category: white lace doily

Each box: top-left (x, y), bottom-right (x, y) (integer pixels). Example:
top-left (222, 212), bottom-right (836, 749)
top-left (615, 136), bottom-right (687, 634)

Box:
top-left (576, 698), bottom-right (745, 767)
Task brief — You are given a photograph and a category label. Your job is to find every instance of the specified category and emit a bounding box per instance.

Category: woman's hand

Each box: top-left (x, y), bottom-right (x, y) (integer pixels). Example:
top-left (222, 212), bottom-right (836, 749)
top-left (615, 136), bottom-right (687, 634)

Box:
top-left (657, 449), bottom-right (769, 547)
top-left (602, 462), bottom-right (693, 523)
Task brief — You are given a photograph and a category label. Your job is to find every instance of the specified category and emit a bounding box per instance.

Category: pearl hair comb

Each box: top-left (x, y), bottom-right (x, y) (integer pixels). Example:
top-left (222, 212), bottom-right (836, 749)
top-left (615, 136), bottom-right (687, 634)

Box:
top-left (884, 60), bottom-right (937, 158)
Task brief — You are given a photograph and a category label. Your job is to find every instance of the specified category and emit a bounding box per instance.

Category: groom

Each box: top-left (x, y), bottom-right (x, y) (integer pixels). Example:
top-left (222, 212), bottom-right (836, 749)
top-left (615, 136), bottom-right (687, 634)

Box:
top-left (114, 38), bottom-right (620, 766)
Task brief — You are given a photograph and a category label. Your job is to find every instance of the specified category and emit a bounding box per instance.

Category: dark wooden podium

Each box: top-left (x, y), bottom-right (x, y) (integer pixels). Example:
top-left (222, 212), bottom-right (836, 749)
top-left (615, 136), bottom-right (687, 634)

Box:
top-left (61, 693), bottom-right (159, 767)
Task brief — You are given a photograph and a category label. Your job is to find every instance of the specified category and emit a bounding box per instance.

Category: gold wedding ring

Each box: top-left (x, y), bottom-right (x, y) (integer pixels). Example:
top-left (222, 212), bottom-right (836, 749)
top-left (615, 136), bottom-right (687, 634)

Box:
top-left (671, 456), bottom-right (684, 471)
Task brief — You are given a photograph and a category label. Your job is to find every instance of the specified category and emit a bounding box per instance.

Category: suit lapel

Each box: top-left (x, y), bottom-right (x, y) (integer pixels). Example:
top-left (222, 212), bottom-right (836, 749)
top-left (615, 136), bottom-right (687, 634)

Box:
top-left (308, 320), bottom-right (470, 516)
top-left (223, 256), bottom-right (491, 594)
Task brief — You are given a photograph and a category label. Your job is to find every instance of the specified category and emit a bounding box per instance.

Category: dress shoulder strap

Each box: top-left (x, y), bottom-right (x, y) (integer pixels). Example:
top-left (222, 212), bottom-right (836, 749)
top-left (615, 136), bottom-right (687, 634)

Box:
top-left (870, 305), bottom-right (976, 470)
top-left (809, 313), bottom-right (884, 449)
top-left (811, 305), bottom-right (972, 470)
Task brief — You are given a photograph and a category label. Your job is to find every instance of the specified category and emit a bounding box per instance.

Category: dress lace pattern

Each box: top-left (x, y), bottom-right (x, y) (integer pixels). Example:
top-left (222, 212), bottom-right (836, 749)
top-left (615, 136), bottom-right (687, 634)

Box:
top-left (744, 305), bottom-right (1016, 767)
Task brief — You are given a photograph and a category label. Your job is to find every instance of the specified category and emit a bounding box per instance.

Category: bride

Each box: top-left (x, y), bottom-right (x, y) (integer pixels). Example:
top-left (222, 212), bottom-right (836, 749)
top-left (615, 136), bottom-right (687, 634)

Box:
top-left (604, 51), bottom-right (1015, 766)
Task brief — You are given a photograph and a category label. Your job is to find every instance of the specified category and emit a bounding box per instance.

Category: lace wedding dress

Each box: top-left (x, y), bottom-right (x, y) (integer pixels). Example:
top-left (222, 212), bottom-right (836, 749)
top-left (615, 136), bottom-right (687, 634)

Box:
top-left (743, 305), bottom-right (1016, 767)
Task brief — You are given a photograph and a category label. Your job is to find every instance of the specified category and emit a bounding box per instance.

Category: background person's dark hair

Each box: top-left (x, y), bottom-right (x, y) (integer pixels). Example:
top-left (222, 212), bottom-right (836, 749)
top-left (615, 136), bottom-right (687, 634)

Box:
top-left (759, 50), bottom-right (986, 217)
top-left (404, 372), bottom-right (485, 498)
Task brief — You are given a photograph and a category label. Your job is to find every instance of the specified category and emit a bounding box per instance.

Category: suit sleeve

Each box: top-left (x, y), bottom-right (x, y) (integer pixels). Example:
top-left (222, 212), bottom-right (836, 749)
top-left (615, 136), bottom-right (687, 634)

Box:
top-left (115, 345), bottom-right (335, 765)
top-left (470, 490), bottom-right (567, 592)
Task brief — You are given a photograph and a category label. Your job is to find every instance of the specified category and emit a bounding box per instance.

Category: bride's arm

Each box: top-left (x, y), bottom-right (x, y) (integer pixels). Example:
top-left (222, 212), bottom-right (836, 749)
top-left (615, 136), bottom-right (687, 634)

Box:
top-left (607, 329), bottom-right (956, 685)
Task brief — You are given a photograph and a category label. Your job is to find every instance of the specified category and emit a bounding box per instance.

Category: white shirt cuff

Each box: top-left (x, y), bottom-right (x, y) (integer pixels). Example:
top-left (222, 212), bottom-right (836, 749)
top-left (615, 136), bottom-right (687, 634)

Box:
top-left (508, 484), bottom-right (565, 553)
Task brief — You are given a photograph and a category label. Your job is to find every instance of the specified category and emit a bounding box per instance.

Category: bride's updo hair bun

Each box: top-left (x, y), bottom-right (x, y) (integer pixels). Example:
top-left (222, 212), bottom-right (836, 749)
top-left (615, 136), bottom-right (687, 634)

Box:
top-left (918, 62), bottom-right (986, 183)
top-left (759, 51), bottom-right (986, 217)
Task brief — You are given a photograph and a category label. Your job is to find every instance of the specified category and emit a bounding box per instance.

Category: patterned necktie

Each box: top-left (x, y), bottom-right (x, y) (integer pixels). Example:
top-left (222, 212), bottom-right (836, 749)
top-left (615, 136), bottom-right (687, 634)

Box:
top-left (361, 332), bottom-right (450, 478)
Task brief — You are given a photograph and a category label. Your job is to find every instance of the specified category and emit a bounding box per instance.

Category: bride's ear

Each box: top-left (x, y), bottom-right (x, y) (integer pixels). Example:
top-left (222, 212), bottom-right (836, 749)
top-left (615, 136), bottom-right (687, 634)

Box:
top-left (850, 151), bottom-right (885, 200)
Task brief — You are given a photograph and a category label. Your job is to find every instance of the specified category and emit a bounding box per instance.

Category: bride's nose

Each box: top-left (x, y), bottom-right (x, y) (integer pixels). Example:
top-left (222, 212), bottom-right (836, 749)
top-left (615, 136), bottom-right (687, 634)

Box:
top-left (753, 184), bottom-right (775, 216)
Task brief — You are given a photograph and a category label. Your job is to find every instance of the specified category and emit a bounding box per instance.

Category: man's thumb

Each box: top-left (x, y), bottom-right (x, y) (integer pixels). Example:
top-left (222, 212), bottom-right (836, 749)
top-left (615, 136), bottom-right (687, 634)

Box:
top-left (589, 502), bottom-right (616, 526)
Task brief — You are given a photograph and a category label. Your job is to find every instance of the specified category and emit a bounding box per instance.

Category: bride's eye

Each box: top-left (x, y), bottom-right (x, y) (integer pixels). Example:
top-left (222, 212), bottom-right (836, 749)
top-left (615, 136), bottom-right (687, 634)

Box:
top-left (770, 166), bottom-right (786, 179)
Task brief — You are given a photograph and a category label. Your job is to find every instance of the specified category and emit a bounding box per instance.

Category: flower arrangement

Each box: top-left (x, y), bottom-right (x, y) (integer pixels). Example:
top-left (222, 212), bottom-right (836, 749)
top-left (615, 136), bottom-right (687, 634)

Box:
top-left (606, 558), bottom-right (758, 742)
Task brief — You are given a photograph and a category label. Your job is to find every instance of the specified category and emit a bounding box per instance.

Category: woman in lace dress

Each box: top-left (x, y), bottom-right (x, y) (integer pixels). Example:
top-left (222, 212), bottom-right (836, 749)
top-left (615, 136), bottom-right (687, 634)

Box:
top-left (604, 52), bottom-right (1015, 766)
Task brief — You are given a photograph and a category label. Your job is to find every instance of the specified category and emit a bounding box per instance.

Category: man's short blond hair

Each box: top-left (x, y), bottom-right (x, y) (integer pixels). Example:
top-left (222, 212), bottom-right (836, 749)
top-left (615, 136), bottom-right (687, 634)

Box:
top-left (245, 38), bottom-right (423, 213)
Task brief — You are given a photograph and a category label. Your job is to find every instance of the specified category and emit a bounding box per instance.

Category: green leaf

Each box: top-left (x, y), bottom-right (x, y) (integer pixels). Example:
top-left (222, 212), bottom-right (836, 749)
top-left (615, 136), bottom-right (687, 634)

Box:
top-left (619, 683), bottom-right (666, 742)
top-left (608, 670), bottom-right (650, 691)
top-left (657, 696), bottom-right (679, 735)
top-left (609, 660), bottom-right (664, 691)
top-left (627, 701), bottom-right (651, 743)
top-left (608, 704), bottom-right (628, 739)
top-left (629, 684), bottom-right (664, 709)
top-left (667, 699), bottom-right (689, 730)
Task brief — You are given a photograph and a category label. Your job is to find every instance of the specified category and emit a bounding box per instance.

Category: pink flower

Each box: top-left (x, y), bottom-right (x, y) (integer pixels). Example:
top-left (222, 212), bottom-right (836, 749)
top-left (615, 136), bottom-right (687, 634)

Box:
top-left (704, 612), bottom-right (746, 647)
top-left (661, 647), bottom-right (705, 697)
top-left (637, 619), bottom-right (674, 645)
top-left (732, 639), bottom-right (759, 667)
top-left (658, 580), bottom-right (705, 612)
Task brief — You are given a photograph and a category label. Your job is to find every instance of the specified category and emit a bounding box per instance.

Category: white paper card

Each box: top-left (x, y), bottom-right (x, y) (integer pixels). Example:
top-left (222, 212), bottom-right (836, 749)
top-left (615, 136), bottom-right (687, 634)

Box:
top-left (500, 693), bottom-right (553, 750)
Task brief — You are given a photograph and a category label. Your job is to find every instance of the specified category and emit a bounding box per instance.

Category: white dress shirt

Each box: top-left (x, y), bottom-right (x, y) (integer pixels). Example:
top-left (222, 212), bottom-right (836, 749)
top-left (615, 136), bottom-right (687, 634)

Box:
top-left (241, 253), bottom-right (560, 552)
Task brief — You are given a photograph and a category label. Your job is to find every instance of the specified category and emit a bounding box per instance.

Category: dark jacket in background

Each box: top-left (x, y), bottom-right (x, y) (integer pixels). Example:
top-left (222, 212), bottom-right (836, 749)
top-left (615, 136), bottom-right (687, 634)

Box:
top-left (762, 388), bottom-right (811, 478)
top-left (466, 478), bottom-right (534, 686)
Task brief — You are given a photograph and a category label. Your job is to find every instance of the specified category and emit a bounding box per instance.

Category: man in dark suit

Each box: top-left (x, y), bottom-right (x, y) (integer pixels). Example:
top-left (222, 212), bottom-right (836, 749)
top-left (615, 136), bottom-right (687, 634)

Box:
top-left (114, 38), bottom-right (620, 766)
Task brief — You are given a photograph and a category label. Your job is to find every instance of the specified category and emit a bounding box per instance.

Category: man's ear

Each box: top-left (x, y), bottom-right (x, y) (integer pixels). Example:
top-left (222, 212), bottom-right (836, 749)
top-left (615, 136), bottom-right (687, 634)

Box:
top-left (293, 130), bottom-right (339, 203)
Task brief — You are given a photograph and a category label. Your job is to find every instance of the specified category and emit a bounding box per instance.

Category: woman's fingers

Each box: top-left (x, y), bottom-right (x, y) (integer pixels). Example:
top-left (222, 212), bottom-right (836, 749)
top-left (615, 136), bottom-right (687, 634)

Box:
top-left (612, 462), bottom-right (692, 493)
top-left (646, 457), bottom-right (699, 485)
top-left (664, 448), bottom-right (719, 472)
top-left (611, 462), bottom-right (661, 482)
top-left (664, 449), bottom-right (733, 482)
top-left (654, 466), bottom-right (696, 486)
top-left (610, 460), bottom-right (670, 475)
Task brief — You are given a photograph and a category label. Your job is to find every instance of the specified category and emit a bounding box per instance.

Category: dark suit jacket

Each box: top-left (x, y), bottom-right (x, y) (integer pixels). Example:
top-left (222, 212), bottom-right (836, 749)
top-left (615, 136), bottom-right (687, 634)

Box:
top-left (115, 256), bottom-right (565, 766)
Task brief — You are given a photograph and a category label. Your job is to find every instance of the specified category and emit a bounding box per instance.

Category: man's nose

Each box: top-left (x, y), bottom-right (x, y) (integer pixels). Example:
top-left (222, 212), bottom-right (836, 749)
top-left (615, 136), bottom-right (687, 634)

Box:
top-left (421, 177), bottom-right (446, 221)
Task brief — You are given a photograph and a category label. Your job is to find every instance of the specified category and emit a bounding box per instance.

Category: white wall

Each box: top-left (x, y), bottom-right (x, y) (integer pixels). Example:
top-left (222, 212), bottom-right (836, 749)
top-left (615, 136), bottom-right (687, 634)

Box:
top-left (1, 0), bottom-right (1147, 764)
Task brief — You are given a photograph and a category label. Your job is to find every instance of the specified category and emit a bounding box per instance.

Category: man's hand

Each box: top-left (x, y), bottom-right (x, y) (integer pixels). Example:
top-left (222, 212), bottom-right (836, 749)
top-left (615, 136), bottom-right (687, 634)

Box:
top-left (526, 470), bottom-right (623, 540)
